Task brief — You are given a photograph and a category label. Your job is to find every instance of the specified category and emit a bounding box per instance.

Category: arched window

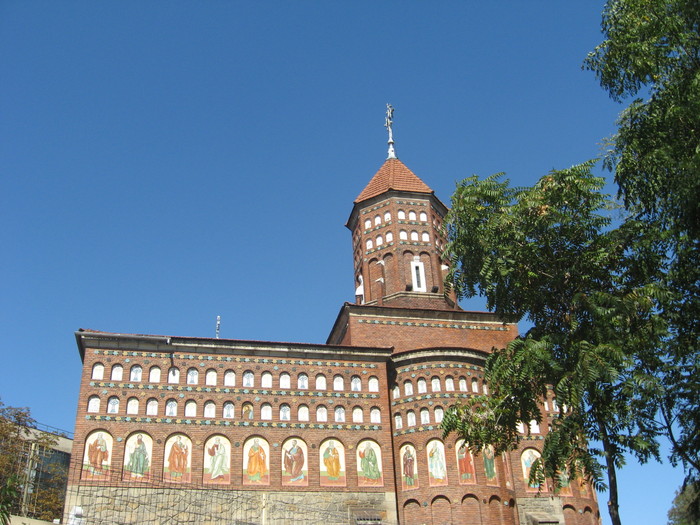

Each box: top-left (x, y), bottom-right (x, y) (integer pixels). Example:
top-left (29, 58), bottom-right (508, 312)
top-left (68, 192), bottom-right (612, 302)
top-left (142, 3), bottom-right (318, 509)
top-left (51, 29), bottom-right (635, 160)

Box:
top-left (261, 372), bottom-right (272, 388)
top-left (398, 210), bottom-right (406, 220)
top-left (421, 232), bottom-right (430, 242)
top-left (149, 366), bottom-right (161, 383)
top-left (87, 396), bottom-right (100, 413)
top-left (261, 403), bottom-right (272, 420)
top-left (410, 231), bottom-right (419, 241)
top-left (130, 365), bottom-right (142, 382)
top-left (386, 231), bottom-right (394, 242)
top-left (374, 215), bottom-right (381, 226)
top-left (376, 235), bottom-right (383, 246)
top-left (146, 398), bottom-right (158, 416)
top-left (552, 397), bottom-right (559, 412)
top-left (394, 413), bottom-right (403, 429)
top-left (543, 400), bottom-right (549, 411)
top-left (187, 368), bottom-right (198, 385)
top-left (483, 381), bottom-right (489, 395)
top-left (204, 401), bottom-right (216, 418)
top-left (434, 406), bottom-right (444, 423)
top-left (242, 402), bottom-right (254, 419)
top-left (409, 211), bottom-right (417, 221)
top-left (445, 376), bottom-right (455, 391)
top-left (392, 385), bottom-right (400, 399)
top-left (431, 376), bottom-right (441, 392)
top-left (364, 219), bottom-right (372, 230)
top-left (224, 370), bottom-right (235, 386)
top-left (529, 420), bottom-right (540, 434)
top-left (370, 407), bottom-right (381, 423)
top-left (404, 381), bottom-right (414, 396)
top-left (399, 230), bottom-right (408, 240)
top-left (351, 376), bottom-right (362, 391)
top-left (185, 400), bottom-right (197, 417)
top-left (168, 367), bottom-right (180, 384)
top-left (420, 408), bottom-right (430, 424)
top-left (243, 370), bottom-right (254, 387)
top-left (298, 405), bottom-right (309, 421)
top-left (419, 211), bottom-right (428, 222)
top-left (279, 372), bottom-right (290, 389)
top-left (459, 377), bottom-right (468, 391)
top-left (316, 374), bottom-right (327, 390)
top-left (126, 397), bottom-right (139, 415)
top-left (417, 378), bottom-right (427, 394)
top-left (298, 373), bottom-right (308, 389)
top-left (333, 375), bottom-right (344, 391)
top-left (223, 402), bottom-right (234, 419)
top-left (334, 406), bottom-right (345, 422)
top-left (166, 399), bottom-right (177, 416)
top-left (384, 211), bottom-right (391, 222)
top-left (111, 365), bottom-right (123, 381)
top-left (407, 410), bottom-right (416, 427)
top-left (366, 239), bottom-right (373, 250)
top-left (352, 406), bottom-right (363, 423)
top-left (107, 397), bottom-right (119, 414)
top-left (368, 376), bottom-right (379, 392)
top-left (516, 421), bottom-right (526, 434)
top-left (280, 404), bottom-right (291, 421)
top-left (91, 363), bottom-right (104, 380)
top-left (316, 405), bottom-right (328, 422)
top-left (471, 378), bottom-right (479, 393)
top-left (205, 369), bottom-right (217, 386)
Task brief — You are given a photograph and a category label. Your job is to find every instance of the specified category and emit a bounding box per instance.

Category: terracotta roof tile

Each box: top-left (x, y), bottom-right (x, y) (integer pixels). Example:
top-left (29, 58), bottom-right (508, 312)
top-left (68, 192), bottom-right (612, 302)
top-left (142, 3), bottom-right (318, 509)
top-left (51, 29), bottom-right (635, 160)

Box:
top-left (354, 158), bottom-right (433, 203)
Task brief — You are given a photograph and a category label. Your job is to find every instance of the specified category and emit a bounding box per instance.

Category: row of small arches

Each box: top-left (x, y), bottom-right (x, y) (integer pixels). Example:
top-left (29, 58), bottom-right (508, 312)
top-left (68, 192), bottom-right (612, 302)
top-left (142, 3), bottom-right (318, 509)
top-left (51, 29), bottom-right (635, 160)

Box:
top-left (392, 376), bottom-right (488, 398)
top-left (363, 210), bottom-right (428, 230)
top-left (91, 363), bottom-right (380, 392)
top-left (86, 395), bottom-right (382, 423)
top-left (394, 406), bottom-right (444, 429)
top-left (366, 230), bottom-right (430, 250)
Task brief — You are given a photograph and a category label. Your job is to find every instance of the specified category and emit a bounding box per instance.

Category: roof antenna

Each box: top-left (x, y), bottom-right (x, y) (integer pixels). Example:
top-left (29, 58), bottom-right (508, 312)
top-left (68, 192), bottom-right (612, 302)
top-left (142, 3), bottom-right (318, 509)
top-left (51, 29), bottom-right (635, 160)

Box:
top-left (215, 315), bottom-right (221, 339)
top-left (385, 103), bottom-right (397, 159)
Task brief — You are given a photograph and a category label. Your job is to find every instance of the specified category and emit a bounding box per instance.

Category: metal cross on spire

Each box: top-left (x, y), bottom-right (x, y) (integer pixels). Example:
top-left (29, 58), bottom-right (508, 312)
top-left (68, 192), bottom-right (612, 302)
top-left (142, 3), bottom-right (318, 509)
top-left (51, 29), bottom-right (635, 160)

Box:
top-left (385, 103), bottom-right (396, 159)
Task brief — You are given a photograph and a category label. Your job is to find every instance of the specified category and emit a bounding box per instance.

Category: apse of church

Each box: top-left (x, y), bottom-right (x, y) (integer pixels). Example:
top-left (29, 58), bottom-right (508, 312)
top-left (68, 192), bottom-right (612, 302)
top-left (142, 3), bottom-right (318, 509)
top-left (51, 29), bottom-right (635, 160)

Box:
top-left (64, 107), bottom-right (600, 525)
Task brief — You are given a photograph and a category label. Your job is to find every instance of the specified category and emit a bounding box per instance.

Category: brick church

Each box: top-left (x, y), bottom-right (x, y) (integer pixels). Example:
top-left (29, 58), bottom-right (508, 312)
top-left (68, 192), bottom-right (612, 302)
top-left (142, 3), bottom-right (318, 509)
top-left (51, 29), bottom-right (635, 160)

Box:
top-left (65, 111), bottom-right (601, 525)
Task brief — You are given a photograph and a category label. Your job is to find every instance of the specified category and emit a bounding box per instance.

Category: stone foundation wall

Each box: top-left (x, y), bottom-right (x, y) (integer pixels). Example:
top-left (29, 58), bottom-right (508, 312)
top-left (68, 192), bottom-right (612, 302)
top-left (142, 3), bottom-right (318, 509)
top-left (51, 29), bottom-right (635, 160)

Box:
top-left (64, 485), bottom-right (397, 525)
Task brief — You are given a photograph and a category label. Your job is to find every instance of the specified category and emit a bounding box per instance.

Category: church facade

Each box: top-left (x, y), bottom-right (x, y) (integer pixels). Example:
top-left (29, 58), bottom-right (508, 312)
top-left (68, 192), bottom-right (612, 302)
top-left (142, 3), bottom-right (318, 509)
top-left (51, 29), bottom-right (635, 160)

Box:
top-left (65, 128), bottom-right (601, 524)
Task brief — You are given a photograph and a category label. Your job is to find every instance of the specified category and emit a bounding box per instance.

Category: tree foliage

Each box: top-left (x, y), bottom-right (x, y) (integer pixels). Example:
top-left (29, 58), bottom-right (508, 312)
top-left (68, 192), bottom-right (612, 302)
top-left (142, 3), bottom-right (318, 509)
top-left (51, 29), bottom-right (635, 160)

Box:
top-left (0, 399), bottom-right (65, 522)
top-left (441, 163), bottom-right (667, 525)
top-left (669, 481), bottom-right (700, 525)
top-left (585, 0), bottom-right (700, 491)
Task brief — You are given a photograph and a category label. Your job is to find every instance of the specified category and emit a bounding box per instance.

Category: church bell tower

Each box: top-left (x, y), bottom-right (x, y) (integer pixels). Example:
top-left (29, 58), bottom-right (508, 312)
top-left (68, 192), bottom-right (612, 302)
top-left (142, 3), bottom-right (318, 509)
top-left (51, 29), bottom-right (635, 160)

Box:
top-left (346, 105), bottom-right (457, 310)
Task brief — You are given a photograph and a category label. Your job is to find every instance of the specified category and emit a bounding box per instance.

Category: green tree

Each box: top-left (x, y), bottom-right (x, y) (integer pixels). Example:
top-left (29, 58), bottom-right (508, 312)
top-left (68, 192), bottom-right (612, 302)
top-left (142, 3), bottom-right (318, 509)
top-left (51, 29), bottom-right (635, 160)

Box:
top-left (0, 399), bottom-right (63, 521)
top-left (441, 163), bottom-right (667, 525)
top-left (669, 481), bottom-right (700, 525)
top-left (584, 0), bottom-right (700, 492)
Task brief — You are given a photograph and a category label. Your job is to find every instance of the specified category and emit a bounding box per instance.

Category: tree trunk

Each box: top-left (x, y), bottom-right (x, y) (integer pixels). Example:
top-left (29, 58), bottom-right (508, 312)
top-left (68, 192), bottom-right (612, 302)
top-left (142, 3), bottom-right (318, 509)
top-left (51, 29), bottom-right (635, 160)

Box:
top-left (600, 424), bottom-right (622, 525)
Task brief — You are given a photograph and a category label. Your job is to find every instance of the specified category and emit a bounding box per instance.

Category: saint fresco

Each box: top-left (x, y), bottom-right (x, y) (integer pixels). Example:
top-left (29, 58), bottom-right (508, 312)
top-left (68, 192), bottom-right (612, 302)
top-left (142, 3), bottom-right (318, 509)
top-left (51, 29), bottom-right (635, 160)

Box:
top-left (427, 439), bottom-right (448, 486)
top-left (319, 439), bottom-right (346, 486)
top-left (82, 430), bottom-right (112, 480)
top-left (164, 434), bottom-right (191, 483)
top-left (243, 436), bottom-right (269, 485)
top-left (455, 439), bottom-right (476, 485)
top-left (282, 438), bottom-right (308, 486)
top-left (123, 433), bottom-right (152, 482)
top-left (357, 440), bottom-right (383, 486)
top-left (400, 444), bottom-right (418, 490)
top-left (521, 448), bottom-right (542, 491)
top-left (204, 435), bottom-right (231, 484)
top-left (483, 444), bottom-right (498, 486)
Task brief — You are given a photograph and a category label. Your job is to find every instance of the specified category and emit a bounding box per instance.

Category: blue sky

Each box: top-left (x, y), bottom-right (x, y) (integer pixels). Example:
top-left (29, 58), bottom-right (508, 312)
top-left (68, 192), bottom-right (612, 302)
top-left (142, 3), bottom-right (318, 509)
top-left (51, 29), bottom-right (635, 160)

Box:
top-left (0, 2), bottom-right (683, 523)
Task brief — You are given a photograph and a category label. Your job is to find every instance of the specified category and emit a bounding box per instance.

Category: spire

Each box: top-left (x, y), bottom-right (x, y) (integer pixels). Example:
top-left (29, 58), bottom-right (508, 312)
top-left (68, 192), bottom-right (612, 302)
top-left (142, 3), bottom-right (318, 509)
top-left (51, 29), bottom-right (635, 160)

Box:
top-left (385, 103), bottom-right (396, 159)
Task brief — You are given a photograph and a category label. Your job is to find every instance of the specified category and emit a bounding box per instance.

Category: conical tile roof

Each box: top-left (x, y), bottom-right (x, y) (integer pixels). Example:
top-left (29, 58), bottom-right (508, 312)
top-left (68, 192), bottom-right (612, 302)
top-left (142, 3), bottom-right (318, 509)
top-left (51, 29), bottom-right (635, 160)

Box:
top-left (354, 158), bottom-right (434, 203)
